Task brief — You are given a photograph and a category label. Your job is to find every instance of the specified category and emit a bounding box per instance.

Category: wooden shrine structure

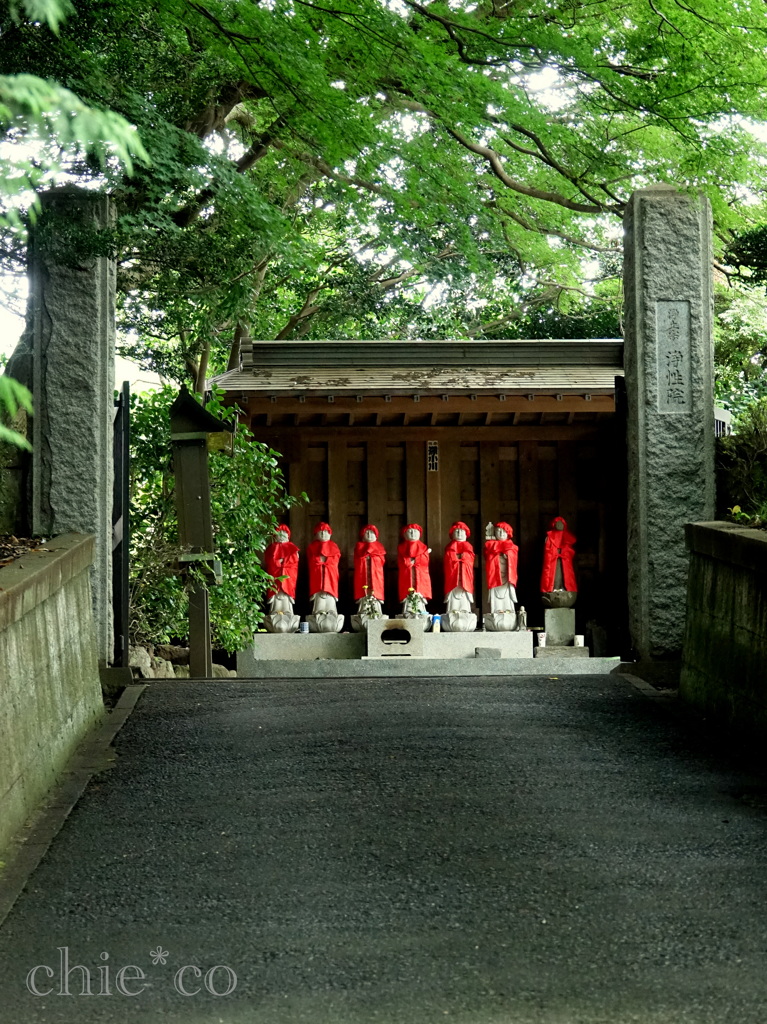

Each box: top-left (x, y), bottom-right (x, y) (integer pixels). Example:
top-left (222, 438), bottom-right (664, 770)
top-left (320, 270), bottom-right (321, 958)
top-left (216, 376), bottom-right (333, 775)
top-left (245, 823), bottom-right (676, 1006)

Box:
top-left (211, 339), bottom-right (627, 644)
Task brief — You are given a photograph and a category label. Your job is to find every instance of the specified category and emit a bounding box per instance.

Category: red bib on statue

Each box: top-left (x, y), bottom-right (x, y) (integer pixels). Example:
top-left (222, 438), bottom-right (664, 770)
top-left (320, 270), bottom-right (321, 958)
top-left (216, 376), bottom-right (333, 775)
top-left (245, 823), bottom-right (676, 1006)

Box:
top-left (308, 540), bottom-right (341, 598)
top-left (397, 540), bottom-right (431, 601)
top-left (263, 541), bottom-right (299, 599)
top-left (540, 518), bottom-right (577, 592)
top-left (484, 539), bottom-right (518, 589)
top-left (444, 540), bottom-right (475, 596)
top-left (353, 541), bottom-right (386, 601)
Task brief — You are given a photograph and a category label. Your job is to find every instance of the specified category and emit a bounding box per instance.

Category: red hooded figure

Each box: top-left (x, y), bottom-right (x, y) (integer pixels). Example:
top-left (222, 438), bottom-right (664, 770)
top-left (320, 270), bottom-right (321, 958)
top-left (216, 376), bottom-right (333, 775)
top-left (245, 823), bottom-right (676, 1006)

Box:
top-left (397, 523), bottom-right (432, 602)
top-left (263, 524), bottom-right (300, 599)
top-left (484, 521), bottom-right (518, 590)
top-left (307, 522), bottom-right (341, 598)
top-left (444, 521), bottom-right (475, 597)
top-left (540, 516), bottom-right (577, 593)
top-left (354, 524), bottom-right (386, 601)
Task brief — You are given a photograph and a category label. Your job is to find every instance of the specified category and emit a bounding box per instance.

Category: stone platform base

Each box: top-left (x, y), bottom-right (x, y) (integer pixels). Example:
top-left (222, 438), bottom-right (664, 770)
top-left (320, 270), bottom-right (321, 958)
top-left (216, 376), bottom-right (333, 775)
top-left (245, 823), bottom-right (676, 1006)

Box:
top-left (535, 646), bottom-right (590, 659)
top-left (420, 630), bottom-right (532, 659)
top-left (242, 629), bottom-right (533, 667)
top-left (236, 651), bottom-right (623, 678)
top-left (544, 608), bottom-right (576, 646)
top-left (249, 632), bottom-right (366, 662)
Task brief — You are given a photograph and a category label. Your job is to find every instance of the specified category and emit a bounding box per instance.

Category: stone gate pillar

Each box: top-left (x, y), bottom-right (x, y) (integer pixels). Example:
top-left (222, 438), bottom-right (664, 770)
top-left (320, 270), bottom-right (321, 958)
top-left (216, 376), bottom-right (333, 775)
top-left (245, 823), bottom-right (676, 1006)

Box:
top-left (29, 187), bottom-right (115, 665)
top-left (623, 185), bottom-right (715, 661)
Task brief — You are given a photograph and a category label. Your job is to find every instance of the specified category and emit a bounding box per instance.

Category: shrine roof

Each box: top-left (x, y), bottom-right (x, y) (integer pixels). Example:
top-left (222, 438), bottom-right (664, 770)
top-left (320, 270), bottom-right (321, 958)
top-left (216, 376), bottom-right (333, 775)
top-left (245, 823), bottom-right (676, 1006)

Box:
top-left (210, 339), bottom-right (624, 396)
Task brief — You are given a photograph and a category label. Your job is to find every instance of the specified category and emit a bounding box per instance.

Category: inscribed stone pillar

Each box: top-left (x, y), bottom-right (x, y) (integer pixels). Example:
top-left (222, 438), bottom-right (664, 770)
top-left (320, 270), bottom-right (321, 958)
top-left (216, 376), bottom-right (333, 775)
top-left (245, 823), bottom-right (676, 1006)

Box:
top-left (623, 186), bottom-right (715, 660)
top-left (30, 188), bottom-right (115, 664)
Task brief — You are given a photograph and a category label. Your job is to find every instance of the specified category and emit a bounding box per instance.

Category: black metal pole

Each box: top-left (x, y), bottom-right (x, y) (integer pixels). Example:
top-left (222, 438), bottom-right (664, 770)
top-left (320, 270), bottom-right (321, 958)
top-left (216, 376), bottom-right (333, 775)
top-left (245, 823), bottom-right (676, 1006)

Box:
top-left (112, 381), bottom-right (131, 667)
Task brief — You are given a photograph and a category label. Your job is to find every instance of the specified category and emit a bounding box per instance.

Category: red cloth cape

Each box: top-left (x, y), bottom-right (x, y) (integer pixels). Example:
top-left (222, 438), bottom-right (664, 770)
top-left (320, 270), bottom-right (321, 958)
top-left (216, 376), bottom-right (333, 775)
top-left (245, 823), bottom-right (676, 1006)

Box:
top-left (540, 520), bottom-right (577, 592)
top-left (484, 538), bottom-right (518, 589)
top-left (444, 540), bottom-right (475, 596)
top-left (397, 540), bottom-right (432, 601)
top-left (353, 540), bottom-right (386, 601)
top-left (307, 539), bottom-right (341, 597)
top-left (263, 541), bottom-right (300, 599)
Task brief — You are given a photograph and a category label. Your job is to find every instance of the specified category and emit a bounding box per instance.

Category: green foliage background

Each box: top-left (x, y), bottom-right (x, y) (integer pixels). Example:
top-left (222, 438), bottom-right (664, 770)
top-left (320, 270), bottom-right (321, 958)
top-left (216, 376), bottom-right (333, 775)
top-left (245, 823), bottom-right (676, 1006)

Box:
top-left (717, 400), bottom-right (767, 527)
top-left (1, 0), bottom-right (148, 445)
top-left (714, 285), bottom-right (767, 417)
top-left (129, 386), bottom-right (305, 652)
top-left (5, 0), bottom-right (767, 388)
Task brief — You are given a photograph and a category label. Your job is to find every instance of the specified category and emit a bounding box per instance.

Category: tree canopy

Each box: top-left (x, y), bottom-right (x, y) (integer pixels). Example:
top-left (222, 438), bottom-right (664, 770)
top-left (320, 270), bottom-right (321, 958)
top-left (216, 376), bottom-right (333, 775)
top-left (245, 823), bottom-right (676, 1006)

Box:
top-left (3, 0), bottom-right (767, 382)
top-left (1, 0), bottom-right (148, 445)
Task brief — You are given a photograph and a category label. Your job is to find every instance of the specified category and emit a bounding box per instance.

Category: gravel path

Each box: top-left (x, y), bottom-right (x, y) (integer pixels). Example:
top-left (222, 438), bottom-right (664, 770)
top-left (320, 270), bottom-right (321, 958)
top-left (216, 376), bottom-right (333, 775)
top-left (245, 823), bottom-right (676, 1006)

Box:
top-left (1, 674), bottom-right (766, 1023)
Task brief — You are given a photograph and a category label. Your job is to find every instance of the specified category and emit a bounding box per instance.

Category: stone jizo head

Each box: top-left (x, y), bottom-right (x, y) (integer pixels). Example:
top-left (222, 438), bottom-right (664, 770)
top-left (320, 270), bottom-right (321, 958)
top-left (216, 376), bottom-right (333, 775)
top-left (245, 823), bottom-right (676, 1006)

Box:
top-left (494, 521), bottom-right (513, 541)
top-left (449, 521), bottom-right (471, 542)
top-left (314, 521), bottom-right (333, 542)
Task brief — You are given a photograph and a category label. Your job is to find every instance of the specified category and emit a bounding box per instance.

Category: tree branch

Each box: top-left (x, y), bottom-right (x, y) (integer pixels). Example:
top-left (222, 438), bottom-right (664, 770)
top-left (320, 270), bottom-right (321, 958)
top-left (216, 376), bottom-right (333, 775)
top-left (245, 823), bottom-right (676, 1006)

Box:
top-left (195, 338), bottom-right (210, 394)
top-left (275, 287), bottom-right (322, 340)
top-left (501, 122), bottom-right (616, 209)
top-left (271, 141), bottom-right (390, 199)
top-left (490, 203), bottom-right (620, 252)
top-left (172, 122), bottom-right (281, 227)
top-left (444, 127), bottom-right (607, 213)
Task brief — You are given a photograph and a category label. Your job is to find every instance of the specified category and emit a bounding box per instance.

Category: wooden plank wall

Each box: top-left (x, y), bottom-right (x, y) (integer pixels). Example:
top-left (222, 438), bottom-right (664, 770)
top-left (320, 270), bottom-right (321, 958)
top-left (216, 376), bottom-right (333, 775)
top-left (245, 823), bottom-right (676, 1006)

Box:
top-left (272, 431), bottom-right (617, 631)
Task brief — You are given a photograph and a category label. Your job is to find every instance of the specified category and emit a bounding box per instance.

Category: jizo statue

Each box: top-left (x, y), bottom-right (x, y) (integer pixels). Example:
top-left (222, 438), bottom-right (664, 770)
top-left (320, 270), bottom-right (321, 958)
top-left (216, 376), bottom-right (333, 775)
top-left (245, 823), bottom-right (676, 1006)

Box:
top-left (442, 521), bottom-right (478, 633)
top-left (397, 523), bottom-right (432, 619)
top-left (262, 524), bottom-right (300, 633)
top-left (540, 516), bottom-right (577, 609)
top-left (484, 520), bottom-right (519, 632)
top-left (307, 522), bottom-right (344, 632)
top-left (351, 524), bottom-right (387, 632)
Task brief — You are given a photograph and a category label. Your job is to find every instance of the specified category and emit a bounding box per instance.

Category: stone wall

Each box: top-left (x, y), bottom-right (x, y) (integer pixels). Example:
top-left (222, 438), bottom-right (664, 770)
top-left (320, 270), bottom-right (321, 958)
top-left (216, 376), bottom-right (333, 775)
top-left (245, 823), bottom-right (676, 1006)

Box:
top-left (0, 408), bottom-right (29, 534)
top-left (680, 522), bottom-right (767, 736)
top-left (0, 533), bottom-right (104, 856)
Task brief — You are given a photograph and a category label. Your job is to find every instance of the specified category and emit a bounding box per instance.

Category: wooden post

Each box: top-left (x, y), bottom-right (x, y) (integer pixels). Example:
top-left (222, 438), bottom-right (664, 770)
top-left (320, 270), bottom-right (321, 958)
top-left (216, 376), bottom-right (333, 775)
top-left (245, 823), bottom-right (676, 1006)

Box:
top-left (169, 386), bottom-right (232, 678)
top-left (189, 582), bottom-right (212, 677)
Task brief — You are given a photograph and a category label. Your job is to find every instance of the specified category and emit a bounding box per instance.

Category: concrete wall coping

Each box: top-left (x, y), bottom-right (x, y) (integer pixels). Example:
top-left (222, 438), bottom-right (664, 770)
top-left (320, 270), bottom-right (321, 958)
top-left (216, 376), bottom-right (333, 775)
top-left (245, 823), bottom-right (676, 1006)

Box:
top-left (685, 521), bottom-right (767, 576)
top-left (0, 533), bottom-right (95, 634)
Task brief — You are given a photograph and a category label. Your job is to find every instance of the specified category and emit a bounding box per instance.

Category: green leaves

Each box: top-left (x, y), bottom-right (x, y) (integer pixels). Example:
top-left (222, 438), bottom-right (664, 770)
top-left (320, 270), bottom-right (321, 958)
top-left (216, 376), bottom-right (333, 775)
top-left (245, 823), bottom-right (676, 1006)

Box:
top-left (0, 373), bottom-right (32, 449)
top-left (4, 0), bottom-right (767, 366)
top-left (10, 0), bottom-right (74, 34)
top-left (0, 74), bottom-right (149, 173)
top-left (714, 283), bottom-right (767, 418)
top-left (718, 398), bottom-right (767, 524)
top-left (129, 385), bottom-right (305, 652)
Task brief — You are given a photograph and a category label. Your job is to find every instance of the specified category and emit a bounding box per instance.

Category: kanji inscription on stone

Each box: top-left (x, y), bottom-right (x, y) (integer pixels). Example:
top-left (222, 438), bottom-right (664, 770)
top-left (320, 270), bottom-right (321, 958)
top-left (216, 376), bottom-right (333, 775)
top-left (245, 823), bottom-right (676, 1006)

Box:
top-left (656, 300), bottom-right (691, 413)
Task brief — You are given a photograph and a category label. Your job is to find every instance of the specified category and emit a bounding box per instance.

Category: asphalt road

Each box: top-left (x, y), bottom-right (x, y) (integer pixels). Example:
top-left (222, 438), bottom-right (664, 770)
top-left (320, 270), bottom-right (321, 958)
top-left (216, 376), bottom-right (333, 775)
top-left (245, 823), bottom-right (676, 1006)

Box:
top-left (1, 675), bottom-right (767, 1023)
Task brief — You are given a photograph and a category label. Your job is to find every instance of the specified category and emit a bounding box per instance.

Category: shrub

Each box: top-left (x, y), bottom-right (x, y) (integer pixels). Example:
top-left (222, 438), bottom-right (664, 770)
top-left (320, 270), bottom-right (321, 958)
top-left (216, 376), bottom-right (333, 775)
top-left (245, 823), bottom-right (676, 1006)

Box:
top-left (717, 399), bottom-right (767, 526)
top-left (129, 385), bottom-right (305, 652)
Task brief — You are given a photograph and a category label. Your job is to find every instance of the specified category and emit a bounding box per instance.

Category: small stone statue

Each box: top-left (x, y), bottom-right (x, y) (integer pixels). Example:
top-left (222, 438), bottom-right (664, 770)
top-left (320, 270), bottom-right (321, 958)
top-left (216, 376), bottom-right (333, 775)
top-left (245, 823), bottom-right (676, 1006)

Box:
top-left (397, 523), bottom-right (432, 620)
top-left (262, 524), bottom-right (300, 633)
top-left (484, 520), bottom-right (519, 632)
top-left (442, 521), bottom-right (477, 633)
top-left (540, 516), bottom-right (577, 608)
top-left (307, 522), bottom-right (344, 633)
top-left (351, 524), bottom-right (387, 633)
